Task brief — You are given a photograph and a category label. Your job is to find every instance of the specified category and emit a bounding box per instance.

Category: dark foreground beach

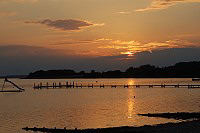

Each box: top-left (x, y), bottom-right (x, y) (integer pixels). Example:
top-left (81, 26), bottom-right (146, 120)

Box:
top-left (23, 112), bottom-right (200, 133)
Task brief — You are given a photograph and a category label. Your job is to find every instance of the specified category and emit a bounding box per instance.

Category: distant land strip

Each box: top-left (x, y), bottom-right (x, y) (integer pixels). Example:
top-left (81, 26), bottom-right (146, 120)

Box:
top-left (25, 61), bottom-right (200, 79)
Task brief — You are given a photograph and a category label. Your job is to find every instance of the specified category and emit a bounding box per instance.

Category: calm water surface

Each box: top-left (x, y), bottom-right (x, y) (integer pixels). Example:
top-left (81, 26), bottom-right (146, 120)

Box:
top-left (0, 78), bottom-right (200, 133)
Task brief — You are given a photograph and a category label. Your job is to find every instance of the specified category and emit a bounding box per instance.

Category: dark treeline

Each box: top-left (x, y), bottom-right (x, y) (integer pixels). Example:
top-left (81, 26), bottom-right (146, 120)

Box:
top-left (27, 61), bottom-right (200, 78)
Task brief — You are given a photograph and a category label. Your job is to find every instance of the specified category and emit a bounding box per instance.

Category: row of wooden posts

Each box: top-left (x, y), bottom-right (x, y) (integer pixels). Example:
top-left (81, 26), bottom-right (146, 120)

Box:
top-left (34, 82), bottom-right (121, 89)
top-left (33, 82), bottom-right (200, 89)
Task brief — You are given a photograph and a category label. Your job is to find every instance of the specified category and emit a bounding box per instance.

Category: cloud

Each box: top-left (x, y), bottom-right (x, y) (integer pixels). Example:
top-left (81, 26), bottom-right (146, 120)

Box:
top-left (0, 45), bottom-right (133, 75)
top-left (117, 12), bottom-right (131, 14)
top-left (0, 0), bottom-right (38, 2)
top-left (1, 45), bottom-right (200, 75)
top-left (0, 11), bottom-right (17, 16)
top-left (50, 40), bottom-right (99, 45)
top-left (98, 38), bottom-right (200, 56)
top-left (133, 48), bottom-right (200, 67)
top-left (50, 38), bottom-right (114, 46)
top-left (25, 19), bottom-right (104, 31)
top-left (135, 0), bottom-right (200, 11)
top-left (50, 36), bottom-right (200, 57)
top-left (0, 45), bottom-right (74, 57)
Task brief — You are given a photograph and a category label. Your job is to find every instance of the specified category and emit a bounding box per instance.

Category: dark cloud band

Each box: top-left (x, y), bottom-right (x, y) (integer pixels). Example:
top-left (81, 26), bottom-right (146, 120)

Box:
top-left (26, 19), bottom-right (103, 31)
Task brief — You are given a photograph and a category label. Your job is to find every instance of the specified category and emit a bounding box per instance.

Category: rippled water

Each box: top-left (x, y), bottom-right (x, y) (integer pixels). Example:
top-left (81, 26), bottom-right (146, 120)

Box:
top-left (0, 78), bottom-right (200, 133)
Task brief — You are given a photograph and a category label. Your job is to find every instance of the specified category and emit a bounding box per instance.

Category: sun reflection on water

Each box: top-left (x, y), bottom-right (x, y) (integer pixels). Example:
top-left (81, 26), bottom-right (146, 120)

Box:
top-left (127, 80), bottom-right (135, 119)
top-left (128, 80), bottom-right (134, 86)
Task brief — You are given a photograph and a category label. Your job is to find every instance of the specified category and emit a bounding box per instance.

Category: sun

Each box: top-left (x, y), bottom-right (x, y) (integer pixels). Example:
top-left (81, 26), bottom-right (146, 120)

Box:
top-left (121, 51), bottom-right (134, 56)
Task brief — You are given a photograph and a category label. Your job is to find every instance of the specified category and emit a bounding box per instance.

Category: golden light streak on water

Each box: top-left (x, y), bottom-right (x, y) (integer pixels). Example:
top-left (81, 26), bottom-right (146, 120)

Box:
top-left (127, 79), bottom-right (135, 119)
top-left (128, 80), bottom-right (135, 85)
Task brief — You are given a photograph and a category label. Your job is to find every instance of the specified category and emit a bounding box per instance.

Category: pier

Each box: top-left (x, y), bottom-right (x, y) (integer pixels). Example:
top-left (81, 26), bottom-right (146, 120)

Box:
top-left (33, 82), bottom-right (200, 89)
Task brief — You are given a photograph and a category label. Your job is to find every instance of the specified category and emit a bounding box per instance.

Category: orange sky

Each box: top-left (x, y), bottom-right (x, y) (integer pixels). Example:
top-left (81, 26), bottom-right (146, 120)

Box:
top-left (0, 0), bottom-right (200, 74)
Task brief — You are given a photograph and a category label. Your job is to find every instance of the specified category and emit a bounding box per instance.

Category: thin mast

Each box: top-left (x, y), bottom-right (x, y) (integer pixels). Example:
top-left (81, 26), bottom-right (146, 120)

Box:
top-left (1, 79), bottom-right (6, 91)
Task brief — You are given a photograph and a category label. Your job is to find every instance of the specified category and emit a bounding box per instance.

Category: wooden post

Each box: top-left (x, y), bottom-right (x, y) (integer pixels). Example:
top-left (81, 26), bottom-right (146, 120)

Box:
top-left (100, 84), bottom-right (104, 88)
top-left (66, 82), bottom-right (68, 88)
top-left (161, 84), bottom-right (165, 88)
top-left (136, 85), bottom-right (140, 88)
top-left (88, 84), bottom-right (93, 88)
top-left (59, 82), bottom-right (61, 88)
top-left (40, 82), bottom-right (42, 89)
top-left (69, 82), bottom-right (71, 88)
top-left (111, 85), bottom-right (116, 88)
top-left (149, 85), bottom-right (153, 88)
top-left (124, 85), bottom-right (129, 88)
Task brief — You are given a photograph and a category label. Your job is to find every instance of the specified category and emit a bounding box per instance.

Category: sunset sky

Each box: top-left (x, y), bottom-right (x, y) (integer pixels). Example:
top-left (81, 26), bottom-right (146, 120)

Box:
top-left (0, 0), bottom-right (200, 75)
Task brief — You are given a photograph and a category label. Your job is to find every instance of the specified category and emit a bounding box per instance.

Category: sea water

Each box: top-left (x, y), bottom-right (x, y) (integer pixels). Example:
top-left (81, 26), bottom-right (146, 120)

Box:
top-left (0, 78), bottom-right (200, 133)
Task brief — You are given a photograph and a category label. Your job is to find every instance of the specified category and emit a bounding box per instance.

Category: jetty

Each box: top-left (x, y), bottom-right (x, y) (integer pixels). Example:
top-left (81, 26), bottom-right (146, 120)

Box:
top-left (22, 119), bottom-right (200, 133)
top-left (33, 82), bottom-right (200, 89)
top-left (138, 112), bottom-right (200, 120)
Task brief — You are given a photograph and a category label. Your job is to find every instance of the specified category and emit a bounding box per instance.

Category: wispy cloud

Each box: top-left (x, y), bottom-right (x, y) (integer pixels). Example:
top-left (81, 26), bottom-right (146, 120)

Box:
top-left (25, 19), bottom-right (104, 31)
top-left (0, 0), bottom-right (38, 2)
top-left (0, 11), bottom-right (17, 16)
top-left (49, 36), bottom-right (200, 57)
top-left (135, 0), bottom-right (200, 11)
top-left (99, 38), bottom-right (200, 56)
top-left (50, 38), bottom-right (113, 46)
top-left (0, 45), bottom-right (74, 57)
top-left (117, 11), bottom-right (131, 14)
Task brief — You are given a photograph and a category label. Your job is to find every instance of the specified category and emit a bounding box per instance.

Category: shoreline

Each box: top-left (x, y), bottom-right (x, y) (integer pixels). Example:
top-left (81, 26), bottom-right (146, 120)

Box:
top-left (22, 119), bottom-right (200, 133)
top-left (22, 112), bottom-right (200, 133)
top-left (22, 77), bottom-right (195, 79)
top-left (0, 76), bottom-right (197, 79)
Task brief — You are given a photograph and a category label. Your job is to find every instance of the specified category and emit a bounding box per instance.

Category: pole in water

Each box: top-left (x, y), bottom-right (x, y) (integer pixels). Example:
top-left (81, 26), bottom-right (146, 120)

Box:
top-left (1, 79), bottom-right (6, 91)
top-left (59, 82), bottom-right (61, 88)
top-left (66, 82), bottom-right (68, 88)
